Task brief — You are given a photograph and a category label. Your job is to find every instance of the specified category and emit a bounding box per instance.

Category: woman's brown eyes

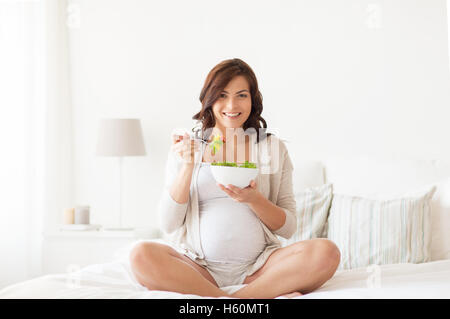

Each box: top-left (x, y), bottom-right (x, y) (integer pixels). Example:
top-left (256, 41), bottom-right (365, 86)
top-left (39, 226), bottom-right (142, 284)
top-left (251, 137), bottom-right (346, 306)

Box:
top-left (219, 94), bottom-right (248, 98)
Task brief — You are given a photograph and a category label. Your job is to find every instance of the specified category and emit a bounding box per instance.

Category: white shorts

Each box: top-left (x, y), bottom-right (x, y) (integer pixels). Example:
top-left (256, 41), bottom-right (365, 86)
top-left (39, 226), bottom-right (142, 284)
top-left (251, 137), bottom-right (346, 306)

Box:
top-left (204, 260), bottom-right (252, 288)
top-left (184, 253), bottom-right (257, 288)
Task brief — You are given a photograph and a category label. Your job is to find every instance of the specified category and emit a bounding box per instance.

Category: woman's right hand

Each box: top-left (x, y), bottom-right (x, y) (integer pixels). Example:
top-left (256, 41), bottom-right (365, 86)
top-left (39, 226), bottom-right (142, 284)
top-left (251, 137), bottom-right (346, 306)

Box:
top-left (171, 132), bottom-right (200, 166)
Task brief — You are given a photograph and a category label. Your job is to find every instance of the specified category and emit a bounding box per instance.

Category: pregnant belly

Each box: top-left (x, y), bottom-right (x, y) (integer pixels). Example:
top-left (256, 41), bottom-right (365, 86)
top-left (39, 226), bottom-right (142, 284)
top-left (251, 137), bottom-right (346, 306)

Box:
top-left (199, 197), bottom-right (267, 264)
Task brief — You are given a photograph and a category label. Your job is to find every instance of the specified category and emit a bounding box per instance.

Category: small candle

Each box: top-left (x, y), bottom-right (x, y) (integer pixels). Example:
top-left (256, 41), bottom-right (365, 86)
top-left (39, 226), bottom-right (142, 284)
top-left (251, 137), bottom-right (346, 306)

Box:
top-left (63, 208), bottom-right (75, 224)
top-left (74, 205), bottom-right (90, 224)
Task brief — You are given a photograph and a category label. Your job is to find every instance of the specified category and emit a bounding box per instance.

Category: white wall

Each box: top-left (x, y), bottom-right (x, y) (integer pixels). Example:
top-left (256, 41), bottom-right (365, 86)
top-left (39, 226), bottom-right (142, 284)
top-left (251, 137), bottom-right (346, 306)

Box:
top-left (65, 0), bottom-right (450, 231)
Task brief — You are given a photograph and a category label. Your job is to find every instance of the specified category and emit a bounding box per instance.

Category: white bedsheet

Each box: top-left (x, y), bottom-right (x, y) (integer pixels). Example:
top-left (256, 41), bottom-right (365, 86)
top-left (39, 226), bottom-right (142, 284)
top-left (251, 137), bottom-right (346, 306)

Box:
top-left (1, 256), bottom-right (450, 299)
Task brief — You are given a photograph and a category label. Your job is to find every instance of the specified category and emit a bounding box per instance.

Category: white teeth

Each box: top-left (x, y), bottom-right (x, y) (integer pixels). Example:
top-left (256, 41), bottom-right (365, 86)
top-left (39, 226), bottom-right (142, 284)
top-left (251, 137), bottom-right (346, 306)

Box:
top-left (224, 112), bottom-right (240, 117)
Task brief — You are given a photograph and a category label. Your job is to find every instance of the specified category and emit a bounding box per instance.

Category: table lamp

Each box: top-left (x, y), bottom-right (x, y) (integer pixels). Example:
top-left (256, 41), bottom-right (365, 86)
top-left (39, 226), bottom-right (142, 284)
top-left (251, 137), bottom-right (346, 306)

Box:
top-left (96, 118), bottom-right (146, 231)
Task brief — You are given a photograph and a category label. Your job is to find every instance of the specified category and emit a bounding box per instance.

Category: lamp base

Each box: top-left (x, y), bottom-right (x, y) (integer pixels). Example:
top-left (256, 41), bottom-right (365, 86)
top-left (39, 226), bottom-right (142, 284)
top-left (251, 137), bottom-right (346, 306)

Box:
top-left (103, 227), bottom-right (134, 231)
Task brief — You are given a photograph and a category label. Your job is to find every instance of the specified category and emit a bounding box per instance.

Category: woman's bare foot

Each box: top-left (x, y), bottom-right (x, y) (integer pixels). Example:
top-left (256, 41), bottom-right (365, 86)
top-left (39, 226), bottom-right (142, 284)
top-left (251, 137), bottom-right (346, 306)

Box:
top-left (278, 291), bottom-right (303, 298)
top-left (230, 289), bottom-right (303, 299)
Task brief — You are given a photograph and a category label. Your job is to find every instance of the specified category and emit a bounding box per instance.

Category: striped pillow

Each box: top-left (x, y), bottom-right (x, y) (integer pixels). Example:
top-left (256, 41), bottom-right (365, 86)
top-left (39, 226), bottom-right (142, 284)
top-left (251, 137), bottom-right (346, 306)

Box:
top-left (327, 186), bottom-right (437, 270)
top-left (279, 183), bottom-right (333, 246)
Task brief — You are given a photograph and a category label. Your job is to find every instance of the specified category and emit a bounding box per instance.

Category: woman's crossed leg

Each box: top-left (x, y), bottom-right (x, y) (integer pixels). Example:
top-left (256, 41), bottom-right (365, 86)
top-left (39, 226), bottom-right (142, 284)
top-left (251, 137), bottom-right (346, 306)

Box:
top-left (129, 241), bottom-right (229, 297)
top-left (232, 238), bottom-right (341, 298)
top-left (129, 238), bottom-right (340, 299)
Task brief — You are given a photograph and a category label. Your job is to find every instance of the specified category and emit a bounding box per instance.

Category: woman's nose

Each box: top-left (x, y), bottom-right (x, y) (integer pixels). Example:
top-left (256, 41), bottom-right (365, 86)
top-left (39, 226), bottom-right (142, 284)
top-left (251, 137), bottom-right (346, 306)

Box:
top-left (225, 98), bottom-right (236, 109)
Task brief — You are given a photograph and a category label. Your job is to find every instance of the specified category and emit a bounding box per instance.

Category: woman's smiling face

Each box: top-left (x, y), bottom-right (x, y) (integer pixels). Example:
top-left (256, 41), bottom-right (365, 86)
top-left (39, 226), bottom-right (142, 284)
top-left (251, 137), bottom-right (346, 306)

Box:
top-left (211, 75), bottom-right (252, 134)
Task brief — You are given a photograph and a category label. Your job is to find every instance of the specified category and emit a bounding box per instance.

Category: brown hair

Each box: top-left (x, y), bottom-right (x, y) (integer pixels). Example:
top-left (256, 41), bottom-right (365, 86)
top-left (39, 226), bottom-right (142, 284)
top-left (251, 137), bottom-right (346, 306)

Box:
top-left (192, 58), bottom-right (272, 143)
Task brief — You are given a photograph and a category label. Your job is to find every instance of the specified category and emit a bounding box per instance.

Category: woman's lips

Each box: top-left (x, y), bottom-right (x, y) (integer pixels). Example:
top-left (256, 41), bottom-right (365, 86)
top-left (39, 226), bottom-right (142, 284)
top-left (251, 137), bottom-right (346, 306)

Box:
top-left (223, 112), bottom-right (241, 119)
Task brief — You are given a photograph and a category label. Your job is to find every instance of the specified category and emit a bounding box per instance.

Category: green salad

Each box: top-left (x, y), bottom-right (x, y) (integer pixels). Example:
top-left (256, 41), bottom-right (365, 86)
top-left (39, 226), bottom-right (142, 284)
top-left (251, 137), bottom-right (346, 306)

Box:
top-left (211, 160), bottom-right (257, 169)
top-left (208, 134), bottom-right (257, 168)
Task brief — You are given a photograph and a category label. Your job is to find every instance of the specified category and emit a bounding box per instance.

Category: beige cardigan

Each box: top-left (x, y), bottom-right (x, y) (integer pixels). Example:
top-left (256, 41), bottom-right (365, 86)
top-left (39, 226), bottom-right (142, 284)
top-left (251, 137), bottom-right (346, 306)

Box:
top-left (158, 132), bottom-right (297, 278)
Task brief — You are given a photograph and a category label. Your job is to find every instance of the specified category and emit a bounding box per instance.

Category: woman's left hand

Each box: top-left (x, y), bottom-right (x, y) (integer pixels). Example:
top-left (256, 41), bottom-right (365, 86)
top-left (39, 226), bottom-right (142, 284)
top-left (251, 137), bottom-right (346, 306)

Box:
top-left (217, 180), bottom-right (261, 204)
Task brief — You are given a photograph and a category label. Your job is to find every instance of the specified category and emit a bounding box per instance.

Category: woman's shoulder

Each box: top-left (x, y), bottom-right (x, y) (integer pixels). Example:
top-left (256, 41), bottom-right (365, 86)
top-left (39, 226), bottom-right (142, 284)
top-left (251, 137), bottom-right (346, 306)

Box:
top-left (257, 134), bottom-right (292, 174)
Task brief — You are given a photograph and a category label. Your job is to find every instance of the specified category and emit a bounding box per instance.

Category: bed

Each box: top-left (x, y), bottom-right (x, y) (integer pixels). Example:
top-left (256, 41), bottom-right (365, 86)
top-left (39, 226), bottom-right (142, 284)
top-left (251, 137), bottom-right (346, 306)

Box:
top-left (2, 157), bottom-right (450, 299)
top-left (1, 249), bottom-right (449, 299)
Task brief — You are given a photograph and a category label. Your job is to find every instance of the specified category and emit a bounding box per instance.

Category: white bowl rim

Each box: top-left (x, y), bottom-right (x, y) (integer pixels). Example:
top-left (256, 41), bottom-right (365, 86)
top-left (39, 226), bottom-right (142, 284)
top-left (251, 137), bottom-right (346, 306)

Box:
top-left (208, 164), bottom-right (258, 169)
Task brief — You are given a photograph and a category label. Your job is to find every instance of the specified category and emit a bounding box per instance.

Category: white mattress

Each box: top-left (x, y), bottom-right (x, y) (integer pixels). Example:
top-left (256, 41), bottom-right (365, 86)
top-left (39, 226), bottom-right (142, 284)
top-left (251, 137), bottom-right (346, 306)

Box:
top-left (1, 257), bottom-right (450, 299)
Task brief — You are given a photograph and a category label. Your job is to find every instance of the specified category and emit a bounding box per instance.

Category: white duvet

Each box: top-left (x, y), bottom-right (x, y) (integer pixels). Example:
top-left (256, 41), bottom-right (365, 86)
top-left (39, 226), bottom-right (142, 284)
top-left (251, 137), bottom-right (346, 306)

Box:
top-left (1, 256), bottom-right (450, 299)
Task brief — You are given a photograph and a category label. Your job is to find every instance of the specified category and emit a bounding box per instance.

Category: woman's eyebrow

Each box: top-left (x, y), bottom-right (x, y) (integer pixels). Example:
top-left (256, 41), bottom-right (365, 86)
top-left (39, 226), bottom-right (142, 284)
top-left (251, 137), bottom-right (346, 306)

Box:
top-left (222, 90), bottom-right (249, 94)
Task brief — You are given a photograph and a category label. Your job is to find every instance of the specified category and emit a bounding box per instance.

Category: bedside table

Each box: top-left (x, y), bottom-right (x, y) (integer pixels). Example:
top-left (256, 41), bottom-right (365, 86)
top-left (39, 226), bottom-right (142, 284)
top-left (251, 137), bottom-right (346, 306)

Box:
top-left (42, 228), bottom-right (162, 275)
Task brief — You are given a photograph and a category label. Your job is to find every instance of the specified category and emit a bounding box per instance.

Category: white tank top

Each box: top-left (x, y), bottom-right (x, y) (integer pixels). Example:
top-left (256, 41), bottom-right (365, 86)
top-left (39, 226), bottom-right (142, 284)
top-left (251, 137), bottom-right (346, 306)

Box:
top-left (197, 162), bottom-right (267, 264)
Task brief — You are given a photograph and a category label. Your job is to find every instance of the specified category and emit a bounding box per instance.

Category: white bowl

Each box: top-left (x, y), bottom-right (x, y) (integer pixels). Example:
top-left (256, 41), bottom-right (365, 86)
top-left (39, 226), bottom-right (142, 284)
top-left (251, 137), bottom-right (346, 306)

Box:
top-left (210, 165), bottom-right (259, 188)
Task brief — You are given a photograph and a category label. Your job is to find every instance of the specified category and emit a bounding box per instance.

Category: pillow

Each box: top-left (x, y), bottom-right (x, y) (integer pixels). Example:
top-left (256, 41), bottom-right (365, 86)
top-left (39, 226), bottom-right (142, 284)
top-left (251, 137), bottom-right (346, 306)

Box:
top-left (279, 183), bottom-right (333, 247)
top-left (327, 186), bottom-right (437, 270)
top-left (429, 178), bottom-right (450, 261)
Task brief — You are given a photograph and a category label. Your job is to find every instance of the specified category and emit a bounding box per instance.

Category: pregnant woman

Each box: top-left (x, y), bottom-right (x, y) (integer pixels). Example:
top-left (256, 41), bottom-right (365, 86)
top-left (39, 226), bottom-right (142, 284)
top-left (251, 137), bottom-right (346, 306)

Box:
top-left (129, 58), bottom-right (340, 298)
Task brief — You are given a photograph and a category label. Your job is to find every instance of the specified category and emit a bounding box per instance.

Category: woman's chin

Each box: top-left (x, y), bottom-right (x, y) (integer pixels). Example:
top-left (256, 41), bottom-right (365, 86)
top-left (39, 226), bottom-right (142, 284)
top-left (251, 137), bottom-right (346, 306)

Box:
top-left (219, 122), bottom-right (244, 129)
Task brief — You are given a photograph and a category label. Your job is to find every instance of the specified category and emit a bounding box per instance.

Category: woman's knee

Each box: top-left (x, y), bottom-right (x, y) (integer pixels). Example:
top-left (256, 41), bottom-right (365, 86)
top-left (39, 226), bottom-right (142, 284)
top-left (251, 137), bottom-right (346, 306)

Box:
top-left (309, 239), bottom-right (341, 272)
top-left (129, 241), bottom-right (168, 271)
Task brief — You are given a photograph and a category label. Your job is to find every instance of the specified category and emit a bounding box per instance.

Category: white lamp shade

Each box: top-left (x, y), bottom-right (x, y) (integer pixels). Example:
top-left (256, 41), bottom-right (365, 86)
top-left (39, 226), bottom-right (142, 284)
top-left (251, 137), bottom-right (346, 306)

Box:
top-left (96, 118), bottom-right (147, 156)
